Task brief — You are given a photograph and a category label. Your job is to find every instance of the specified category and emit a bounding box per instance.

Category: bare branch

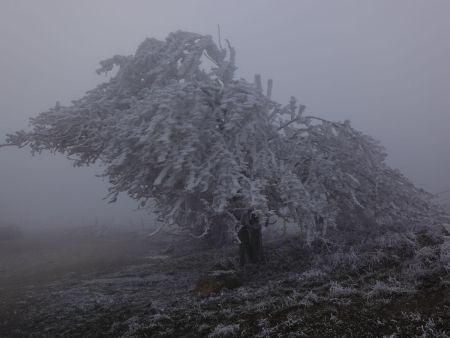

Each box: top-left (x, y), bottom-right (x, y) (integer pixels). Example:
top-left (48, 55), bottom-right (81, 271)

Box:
top-left (223, 39), bottom-right (236, 83)
top-left (266, 79), bottom-right (273, 99)
top-left (217, 24), bottom-right (224, 51)
top-left (254, 74), bottom-right (263, 93)
top-left (277, 116), bottom-right (302, 131)
top-left (145, 222), bottom-right (166, 237)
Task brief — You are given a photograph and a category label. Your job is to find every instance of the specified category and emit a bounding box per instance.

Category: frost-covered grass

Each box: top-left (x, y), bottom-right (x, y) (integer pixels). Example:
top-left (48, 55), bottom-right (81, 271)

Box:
top-left (329, 281), bottom-right (360, 298)
top-left (208, 324), bottom-right (240, 337)
top-left (1, 228), bottom-right (450, 337)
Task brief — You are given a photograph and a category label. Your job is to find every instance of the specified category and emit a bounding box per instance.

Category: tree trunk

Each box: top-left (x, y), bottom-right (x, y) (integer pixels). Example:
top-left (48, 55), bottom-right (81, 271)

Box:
top-left (238, 225), bottom-right (264, 266)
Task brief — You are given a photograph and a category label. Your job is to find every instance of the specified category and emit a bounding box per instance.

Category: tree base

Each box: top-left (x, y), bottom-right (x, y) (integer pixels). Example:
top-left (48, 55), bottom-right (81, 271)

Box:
top-left (238, 225), bottom-right (265, 266)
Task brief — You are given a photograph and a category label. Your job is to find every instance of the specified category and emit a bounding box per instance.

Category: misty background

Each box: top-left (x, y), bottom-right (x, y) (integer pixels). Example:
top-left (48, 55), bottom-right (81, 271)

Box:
top-left (1, 0), bottom-right (449, 230)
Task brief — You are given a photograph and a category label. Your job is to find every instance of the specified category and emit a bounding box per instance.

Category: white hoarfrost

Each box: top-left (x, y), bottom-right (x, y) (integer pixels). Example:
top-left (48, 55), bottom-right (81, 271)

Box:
top-left (4, 30), bottom-right (449, 245)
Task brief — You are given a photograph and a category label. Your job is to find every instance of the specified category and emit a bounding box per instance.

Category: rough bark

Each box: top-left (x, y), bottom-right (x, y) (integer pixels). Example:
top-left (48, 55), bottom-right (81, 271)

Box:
top-left (238, 212), bottom-right (265, 266)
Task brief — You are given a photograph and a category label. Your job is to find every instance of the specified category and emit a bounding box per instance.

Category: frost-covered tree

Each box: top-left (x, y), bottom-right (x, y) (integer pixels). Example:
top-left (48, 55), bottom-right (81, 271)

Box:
top-left (2, 31), bottom-right (445, 258)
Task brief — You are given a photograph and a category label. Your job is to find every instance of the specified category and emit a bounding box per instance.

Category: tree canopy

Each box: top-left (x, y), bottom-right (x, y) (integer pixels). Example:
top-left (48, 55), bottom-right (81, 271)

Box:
top-left (3, 31), bottom-right (444, 245)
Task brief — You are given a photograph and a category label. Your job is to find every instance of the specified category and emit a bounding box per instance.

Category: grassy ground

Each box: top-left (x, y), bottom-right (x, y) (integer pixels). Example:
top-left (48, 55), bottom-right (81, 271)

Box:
top-left (1, 226), bottom-right (449, 337)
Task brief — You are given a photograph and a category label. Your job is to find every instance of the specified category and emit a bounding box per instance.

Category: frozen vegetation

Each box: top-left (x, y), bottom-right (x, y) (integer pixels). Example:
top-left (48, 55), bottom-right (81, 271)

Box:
top-left (1, 31), bottom-right (450, 336)
top-left (1, 226), bottom-right (450, 336)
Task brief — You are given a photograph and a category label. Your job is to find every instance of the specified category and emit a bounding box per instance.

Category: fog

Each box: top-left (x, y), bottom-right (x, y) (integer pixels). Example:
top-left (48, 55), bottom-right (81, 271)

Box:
top-left (1, 0), bottom-right (449, 229)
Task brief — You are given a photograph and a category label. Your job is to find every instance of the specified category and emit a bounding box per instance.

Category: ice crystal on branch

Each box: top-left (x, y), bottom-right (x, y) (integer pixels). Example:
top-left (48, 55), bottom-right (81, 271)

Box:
top-left (4, 31), bottom-right (446, 245)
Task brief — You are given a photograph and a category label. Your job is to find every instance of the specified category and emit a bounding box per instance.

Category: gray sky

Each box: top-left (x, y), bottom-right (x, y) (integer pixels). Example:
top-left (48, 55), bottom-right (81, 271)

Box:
top-left (1, 0), bottom-right (449, 227)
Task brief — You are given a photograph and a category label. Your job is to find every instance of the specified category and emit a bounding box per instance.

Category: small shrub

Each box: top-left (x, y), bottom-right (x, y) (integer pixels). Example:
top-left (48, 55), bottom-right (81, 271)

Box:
top-left (329, 281), bottom-right (360, 298)
top-left (208, 324), bottom-right (240, 337)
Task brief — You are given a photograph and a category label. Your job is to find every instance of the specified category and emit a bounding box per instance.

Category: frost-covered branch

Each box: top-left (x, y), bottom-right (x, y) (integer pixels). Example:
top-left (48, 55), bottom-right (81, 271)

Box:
top-left (3, 30), bottom-right (446, 246)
